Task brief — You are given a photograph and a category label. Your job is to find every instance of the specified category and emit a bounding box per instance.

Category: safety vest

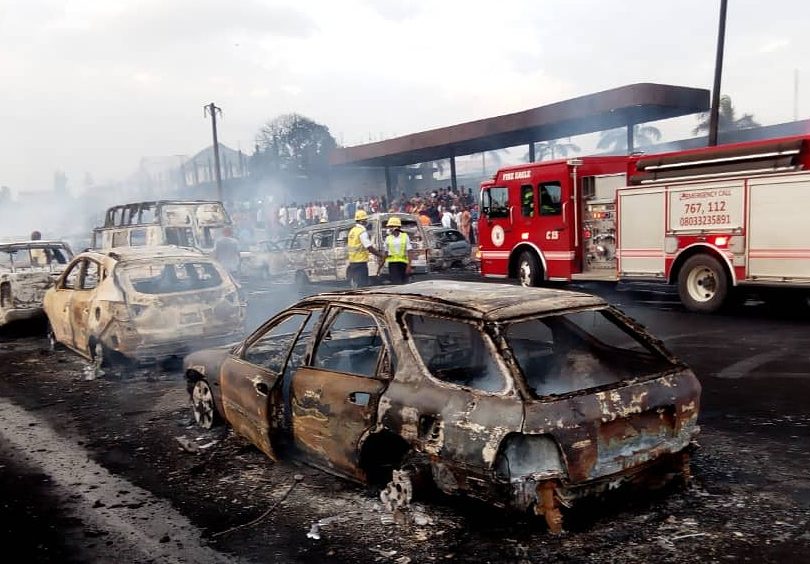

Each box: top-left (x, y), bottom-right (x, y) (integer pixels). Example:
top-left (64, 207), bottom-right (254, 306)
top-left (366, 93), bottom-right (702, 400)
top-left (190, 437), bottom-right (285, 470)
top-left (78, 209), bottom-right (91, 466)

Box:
top-left (347, 224), bottom-right (369, 263)
top-left (385, 232), bottom-right (409, 263)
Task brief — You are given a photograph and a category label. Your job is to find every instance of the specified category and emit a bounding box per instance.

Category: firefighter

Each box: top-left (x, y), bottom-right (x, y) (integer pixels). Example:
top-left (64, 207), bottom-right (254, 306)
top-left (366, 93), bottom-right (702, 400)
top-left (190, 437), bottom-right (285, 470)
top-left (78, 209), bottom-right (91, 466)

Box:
top-left (522, 188), bottom-right (535, 217)
top-left (347, 209), bottom-right (383, 287)
top-left (384, 216), bottom-right (412, 285)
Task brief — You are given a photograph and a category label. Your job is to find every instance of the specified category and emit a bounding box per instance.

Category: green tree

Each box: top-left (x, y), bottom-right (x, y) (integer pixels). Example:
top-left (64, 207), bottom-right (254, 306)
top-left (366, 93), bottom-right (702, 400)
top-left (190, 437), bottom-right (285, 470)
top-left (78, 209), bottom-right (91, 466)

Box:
top-left (254, 113), bottom-right (337, 177)
top-left (524, 138), bottom-right (580, 162)
top-left (693, 95), bottom-right (760, 135)
top-left (597, 124), bottom-right (662, 153)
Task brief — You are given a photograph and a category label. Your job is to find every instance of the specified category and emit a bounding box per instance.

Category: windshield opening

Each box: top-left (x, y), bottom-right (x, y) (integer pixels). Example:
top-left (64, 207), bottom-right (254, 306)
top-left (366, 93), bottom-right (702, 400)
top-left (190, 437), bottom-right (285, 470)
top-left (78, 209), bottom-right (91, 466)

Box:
top-left (121, 261), bottom-right (223, 294)
top-left (505, 309), bottom-right (675, 397)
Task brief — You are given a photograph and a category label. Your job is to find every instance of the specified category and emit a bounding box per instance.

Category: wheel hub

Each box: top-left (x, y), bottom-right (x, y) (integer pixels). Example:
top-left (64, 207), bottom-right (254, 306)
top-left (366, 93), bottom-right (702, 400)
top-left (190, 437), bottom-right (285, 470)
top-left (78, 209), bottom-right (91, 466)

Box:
top-left (519, 262), bottom-right (532, 286)
top-left (192, 382), bottom-right (214, 428)
top-left (687, 267), bottom-right (717, 302)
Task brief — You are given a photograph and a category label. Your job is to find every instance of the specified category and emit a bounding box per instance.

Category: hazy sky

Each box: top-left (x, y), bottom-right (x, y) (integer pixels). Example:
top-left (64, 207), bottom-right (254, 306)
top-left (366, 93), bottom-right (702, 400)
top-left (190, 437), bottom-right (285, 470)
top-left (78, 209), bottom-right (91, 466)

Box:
top-left (2, 0), bottom-right (808, 193)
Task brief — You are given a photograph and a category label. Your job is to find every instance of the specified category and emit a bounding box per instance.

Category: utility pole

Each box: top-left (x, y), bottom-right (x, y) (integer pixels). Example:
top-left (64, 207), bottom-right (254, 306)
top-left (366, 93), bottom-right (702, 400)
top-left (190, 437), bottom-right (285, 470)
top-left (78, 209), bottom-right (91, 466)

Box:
top-left (204, 102), bottom-right (223, 201)
top-left (708, 0), bottom-right (728, 147)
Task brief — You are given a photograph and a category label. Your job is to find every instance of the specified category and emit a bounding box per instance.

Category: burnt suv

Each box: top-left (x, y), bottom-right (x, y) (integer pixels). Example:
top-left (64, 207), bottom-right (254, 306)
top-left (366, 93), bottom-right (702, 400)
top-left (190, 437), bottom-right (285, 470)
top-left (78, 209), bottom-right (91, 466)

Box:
top-left (44, 246), bottom-right (244, 368)
top-left (184, 281), bottom-right (700, 531)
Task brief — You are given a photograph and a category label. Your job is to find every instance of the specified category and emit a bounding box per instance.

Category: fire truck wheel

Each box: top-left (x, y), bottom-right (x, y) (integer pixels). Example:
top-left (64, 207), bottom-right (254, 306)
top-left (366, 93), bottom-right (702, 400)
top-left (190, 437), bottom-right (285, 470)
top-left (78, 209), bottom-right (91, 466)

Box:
top-left (678, 254), bottom-right (728, 313)
top-left (517, 251), bottom-right (542, 287)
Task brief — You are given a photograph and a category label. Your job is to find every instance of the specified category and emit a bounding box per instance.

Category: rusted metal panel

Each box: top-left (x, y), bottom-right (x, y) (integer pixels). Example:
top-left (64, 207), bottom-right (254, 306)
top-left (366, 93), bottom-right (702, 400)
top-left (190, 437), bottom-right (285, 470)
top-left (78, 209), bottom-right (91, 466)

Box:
top-left (521, 369), bottom-right (700, 484)
top-left (291, 366), bottom-right (386, 480)
top-left (219, 356), bottom-right (279, 460)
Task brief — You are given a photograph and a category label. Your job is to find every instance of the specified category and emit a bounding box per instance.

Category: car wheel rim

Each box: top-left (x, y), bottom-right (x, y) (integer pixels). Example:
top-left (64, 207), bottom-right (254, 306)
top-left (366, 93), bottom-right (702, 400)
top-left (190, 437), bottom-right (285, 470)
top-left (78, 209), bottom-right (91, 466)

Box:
top-left (686, 266), bottom-right (717, 302)
top-left (519, 261), bottom-right (532, 287)
top-left (192, 381), bottom-right (215, 429)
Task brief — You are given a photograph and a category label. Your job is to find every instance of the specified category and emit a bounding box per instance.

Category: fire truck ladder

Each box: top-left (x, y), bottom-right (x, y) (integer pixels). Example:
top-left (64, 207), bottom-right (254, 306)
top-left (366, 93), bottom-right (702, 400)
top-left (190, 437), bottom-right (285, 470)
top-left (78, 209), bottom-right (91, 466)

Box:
top-left (629, 138), bottom-right (805, 185)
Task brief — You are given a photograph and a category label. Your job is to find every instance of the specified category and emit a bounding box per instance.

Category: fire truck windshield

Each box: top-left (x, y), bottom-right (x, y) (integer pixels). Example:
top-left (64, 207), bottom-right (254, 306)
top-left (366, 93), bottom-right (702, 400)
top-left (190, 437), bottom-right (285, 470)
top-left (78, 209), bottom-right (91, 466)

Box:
top-left (482, 187), bottom-right (509, 218)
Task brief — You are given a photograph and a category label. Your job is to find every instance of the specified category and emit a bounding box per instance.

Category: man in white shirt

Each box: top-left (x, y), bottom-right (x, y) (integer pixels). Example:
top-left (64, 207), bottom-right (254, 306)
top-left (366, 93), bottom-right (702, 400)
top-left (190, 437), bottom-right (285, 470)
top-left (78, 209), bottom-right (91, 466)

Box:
top-left (441, 209), bottom-right (453, 229)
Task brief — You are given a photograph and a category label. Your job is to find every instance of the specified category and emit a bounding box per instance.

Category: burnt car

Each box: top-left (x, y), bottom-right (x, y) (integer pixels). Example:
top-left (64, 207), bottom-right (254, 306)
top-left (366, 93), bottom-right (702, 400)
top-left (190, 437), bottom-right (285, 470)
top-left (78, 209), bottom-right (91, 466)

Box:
top-left (44, 246), bottom-right (244, 368)
top-left (425, 227), bottom-right (472, 270)
top-left (238, 239), bottom-right (290, 280)
top-left (0, 240), bottom-right (74, 326)
top-left (184, 281), bottom-right (700, 532)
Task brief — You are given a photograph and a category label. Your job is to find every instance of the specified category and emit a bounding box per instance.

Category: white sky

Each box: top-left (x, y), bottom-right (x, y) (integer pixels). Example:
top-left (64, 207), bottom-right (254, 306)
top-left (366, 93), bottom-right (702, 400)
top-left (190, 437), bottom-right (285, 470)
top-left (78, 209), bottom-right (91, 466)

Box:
top-left (1, 0), bottom-right (809, 193)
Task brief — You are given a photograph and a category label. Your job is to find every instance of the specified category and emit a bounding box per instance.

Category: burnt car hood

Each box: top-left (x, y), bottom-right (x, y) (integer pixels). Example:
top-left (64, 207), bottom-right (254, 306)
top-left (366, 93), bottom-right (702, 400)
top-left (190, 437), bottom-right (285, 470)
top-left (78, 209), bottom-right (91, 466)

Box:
top-left (183, 346), bottom-right (235, 377)
top-left (520, 368), bottom-right (701, 483)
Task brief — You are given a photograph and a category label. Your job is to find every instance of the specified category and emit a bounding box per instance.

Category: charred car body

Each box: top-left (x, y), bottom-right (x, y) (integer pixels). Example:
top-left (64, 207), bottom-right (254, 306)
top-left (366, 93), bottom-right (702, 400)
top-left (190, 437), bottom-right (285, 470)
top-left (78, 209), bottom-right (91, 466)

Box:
top-left (184, 281), bottom-right (700, 531)
top-left (425, 227), bottom-right (473, 270)
top-left (286, 213), bottom-right (429, 286)
top-left (44, 246), bottom-right (244, 367)
top-left (238, 239), bottom-right (290, 280)
top-left (92, 200), bottom-right (232, 253)
top-left (0, 240), bottom-right (74, 326)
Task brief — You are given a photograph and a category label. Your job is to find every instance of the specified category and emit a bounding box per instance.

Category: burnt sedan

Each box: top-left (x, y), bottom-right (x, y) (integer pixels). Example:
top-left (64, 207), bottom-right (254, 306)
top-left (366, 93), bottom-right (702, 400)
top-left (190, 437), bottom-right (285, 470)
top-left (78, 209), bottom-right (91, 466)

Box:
top-left (184, 281), bottom-right (700, 532)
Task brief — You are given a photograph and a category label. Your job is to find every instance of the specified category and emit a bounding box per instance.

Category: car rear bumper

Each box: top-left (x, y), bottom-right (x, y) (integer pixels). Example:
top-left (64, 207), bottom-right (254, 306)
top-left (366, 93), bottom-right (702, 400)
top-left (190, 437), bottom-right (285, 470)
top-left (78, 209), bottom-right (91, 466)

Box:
top-left (110, 328), bottom-right (244, 363)
top-left (0, 306), bottom-right (44, 325)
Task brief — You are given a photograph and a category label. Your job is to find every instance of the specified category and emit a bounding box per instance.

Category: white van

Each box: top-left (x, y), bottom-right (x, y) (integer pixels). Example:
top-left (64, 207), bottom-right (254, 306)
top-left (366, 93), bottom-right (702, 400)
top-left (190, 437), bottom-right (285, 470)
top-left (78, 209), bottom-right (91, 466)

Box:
top-left (287, 213), bottom-right (429, 286)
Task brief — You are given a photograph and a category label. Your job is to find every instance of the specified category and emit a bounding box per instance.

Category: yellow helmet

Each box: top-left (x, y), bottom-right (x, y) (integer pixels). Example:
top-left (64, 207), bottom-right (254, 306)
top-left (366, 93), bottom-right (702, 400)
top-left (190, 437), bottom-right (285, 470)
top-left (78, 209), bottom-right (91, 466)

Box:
top-left (355, 209), bottom-right (368, 221)
top-left (386, 216), bottom-right (402, 228)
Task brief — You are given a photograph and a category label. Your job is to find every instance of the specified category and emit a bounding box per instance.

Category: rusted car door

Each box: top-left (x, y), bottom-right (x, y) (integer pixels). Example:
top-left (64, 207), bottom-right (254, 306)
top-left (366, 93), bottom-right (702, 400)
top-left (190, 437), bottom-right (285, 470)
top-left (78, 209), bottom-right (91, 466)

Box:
top-left (69, 259), bottom-right (102, 355)
top-left (290, 307), bottom-right (389, 479)
top-left (48, 258), bottom-right (82, 346)
top-left (219, 310), bottom-right (317, 460)
top-left (309, 228), bottom-right (336, 281)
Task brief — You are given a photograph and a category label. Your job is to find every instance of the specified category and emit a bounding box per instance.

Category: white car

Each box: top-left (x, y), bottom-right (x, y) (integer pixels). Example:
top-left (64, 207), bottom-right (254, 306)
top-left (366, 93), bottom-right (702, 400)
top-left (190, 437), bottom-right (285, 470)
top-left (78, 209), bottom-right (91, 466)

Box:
top-left (44, 246), bottom-right (244, 367)
top-left (0, 241), bottom-right (74, 326)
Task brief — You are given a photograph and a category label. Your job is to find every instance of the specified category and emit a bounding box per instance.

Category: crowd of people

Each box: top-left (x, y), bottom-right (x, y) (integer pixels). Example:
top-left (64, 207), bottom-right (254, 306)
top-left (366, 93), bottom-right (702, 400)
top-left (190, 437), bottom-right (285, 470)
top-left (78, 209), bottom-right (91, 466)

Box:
top-left (226, 185), bottom-right (480, 245)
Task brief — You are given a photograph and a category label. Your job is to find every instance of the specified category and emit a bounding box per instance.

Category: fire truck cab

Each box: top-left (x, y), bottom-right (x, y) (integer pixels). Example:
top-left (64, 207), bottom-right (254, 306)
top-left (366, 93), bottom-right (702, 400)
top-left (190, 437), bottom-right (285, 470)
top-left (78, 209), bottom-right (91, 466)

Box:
top-left (479, 156), bottom-right (627, 284)
top-left (479, 136), bottom-right (810, 313)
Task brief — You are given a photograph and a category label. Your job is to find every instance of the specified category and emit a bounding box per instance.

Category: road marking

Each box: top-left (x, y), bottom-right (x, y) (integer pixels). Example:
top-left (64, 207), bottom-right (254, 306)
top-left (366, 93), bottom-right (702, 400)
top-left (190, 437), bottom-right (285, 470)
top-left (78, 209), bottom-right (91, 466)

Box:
top-left (716, 350), bottom-right (786, 379)
top-left (0, 397), bottom-right (236, 563)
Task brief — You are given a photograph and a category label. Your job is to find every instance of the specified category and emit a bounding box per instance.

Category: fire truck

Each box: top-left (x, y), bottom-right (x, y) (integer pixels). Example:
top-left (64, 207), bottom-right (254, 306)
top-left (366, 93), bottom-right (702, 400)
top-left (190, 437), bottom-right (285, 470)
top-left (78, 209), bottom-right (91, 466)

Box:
top-left (478, 135), bottom-right (810, 312)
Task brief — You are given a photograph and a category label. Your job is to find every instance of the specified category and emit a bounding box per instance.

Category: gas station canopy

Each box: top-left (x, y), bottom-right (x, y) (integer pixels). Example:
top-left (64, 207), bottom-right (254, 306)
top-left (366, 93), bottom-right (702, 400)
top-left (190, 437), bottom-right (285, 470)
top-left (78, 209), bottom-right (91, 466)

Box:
top-left (330, 83), bottom-right (710, 168)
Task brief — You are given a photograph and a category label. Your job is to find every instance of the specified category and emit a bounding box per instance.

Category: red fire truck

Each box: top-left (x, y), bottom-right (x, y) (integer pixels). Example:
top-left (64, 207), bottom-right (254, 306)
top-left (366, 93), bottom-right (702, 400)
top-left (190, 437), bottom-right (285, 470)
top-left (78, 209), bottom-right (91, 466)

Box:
top-left (478, 135), bottom-right (810, 312)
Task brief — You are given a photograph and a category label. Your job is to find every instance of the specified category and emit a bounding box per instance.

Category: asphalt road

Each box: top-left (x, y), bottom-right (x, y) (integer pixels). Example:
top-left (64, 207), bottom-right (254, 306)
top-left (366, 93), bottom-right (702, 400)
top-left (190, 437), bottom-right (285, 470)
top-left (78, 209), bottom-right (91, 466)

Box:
top-left (0, 272), bottom-right (808, 563)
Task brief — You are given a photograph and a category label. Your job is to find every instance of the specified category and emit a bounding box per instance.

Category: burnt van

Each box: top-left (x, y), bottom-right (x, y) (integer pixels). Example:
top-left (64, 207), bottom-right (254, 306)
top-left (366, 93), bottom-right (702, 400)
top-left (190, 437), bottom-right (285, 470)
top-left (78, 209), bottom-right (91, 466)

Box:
top-left (287, 213), bottom-right (429, 286)
top-left (92, 200), bottom-right (232, 254)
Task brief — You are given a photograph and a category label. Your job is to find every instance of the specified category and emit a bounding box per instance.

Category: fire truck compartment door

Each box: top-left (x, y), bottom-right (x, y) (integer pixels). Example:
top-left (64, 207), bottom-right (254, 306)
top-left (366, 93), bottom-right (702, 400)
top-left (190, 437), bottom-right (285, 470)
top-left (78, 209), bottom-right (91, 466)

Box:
top-left (747, 176), bottom-right (810, 280)
top-left (618, 189), bottom-right (665, 276)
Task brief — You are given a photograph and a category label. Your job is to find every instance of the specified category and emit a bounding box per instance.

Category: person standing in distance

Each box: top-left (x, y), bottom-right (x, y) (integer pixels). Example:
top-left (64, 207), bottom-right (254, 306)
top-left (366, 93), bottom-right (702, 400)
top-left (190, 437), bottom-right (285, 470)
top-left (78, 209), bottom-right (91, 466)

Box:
top-left (383, 216), bottom-right (412, 285)
top-left (213, 227), bottom-right (241, 278)
top-left (347, 209), bottom-right (383, 287)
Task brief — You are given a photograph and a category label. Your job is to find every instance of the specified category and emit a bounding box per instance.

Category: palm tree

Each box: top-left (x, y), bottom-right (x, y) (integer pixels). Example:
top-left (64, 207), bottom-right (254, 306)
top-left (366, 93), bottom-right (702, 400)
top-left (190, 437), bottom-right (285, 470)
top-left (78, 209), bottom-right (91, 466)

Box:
top-left (523, 138), bottom-right (580, 162)
top-left (597, 124), bottom-right (662, 153)
top-left (693, 95), bottom-right (760, 135)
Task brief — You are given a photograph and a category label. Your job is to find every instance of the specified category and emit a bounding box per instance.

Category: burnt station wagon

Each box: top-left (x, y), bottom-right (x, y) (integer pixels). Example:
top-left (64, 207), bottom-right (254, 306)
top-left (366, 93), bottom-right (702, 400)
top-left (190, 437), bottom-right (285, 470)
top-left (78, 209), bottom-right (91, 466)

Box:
top-left (184, 281), bottom-right (700, 531)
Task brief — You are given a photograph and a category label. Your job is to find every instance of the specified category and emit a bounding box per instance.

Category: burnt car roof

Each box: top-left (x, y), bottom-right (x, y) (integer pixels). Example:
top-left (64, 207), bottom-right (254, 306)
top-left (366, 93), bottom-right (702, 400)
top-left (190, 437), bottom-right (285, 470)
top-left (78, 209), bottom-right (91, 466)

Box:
top-left (302, 280), bottom-right (606, 321)
top-left (78, 246), bottom-right (208, 263)
top-left (0, 240), bottom-right (71, 250)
